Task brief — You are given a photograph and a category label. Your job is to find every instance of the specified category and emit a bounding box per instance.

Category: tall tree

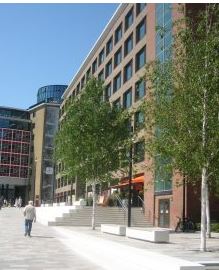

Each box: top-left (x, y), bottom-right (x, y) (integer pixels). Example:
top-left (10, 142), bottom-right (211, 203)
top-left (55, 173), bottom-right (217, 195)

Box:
top-left (55, 78), bottom-right (130, 229)
top-left (142, 4), bottom-right (219, 251)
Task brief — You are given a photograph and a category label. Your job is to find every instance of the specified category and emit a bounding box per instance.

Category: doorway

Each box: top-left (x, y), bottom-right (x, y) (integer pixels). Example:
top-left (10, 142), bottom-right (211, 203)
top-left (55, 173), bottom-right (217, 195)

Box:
top-left (158, 199), bottom-right (170, 228)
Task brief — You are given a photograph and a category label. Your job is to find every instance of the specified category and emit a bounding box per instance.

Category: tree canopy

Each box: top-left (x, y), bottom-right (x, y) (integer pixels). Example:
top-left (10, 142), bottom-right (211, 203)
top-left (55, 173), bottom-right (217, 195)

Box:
top-left (141, 4), bottom-right (219, 251)
top-left (55, 77), bottom-right (130, 185)
top-left (142, 4), bottom-right (219, 186)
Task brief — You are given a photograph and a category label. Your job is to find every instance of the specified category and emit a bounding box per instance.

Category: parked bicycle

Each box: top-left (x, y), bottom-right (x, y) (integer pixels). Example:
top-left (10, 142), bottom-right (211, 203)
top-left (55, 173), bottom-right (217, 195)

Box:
top-left (175, 216), bottom-right (196, 232)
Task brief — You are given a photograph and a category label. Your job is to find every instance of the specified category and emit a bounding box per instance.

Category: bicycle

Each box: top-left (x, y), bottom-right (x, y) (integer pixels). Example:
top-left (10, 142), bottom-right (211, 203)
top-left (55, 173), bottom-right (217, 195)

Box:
top-left (175, 216), bottom-right (196, 232)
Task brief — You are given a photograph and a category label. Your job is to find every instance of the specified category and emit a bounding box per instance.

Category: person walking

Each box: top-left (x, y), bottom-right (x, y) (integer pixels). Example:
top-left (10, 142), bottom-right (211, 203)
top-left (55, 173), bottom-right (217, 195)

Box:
top-left (18, 196), bottom-right (22, 209)
top-left (23, 201), bottom-right (36, 237)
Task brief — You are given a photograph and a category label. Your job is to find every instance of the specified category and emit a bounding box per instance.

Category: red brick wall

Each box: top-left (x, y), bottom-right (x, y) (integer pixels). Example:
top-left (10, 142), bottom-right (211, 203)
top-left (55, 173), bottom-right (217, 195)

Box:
top-left (144, 168), bottom-right (154, 225)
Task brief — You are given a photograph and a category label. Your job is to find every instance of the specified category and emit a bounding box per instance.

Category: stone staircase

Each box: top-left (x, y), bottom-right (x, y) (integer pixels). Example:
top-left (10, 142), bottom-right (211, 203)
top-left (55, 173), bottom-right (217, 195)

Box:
top-left (48, 206), bottom-right (152, 227)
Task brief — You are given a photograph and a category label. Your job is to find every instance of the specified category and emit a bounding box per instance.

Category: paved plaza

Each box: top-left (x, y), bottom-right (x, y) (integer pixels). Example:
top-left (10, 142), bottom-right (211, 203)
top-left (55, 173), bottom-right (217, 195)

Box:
top-left (0, 207), bottom-right (218, 270)
top-left (0, 208), bottom-right (102, 270)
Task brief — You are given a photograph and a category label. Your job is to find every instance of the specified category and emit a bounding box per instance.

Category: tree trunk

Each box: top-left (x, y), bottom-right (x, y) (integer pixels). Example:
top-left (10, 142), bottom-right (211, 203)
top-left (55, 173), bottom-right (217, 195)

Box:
top-left (206, 183), bottom-right (211, 238)
top-left (92, 181), bottom-right (96, 230)
top-left (200, 167), bottom-right (207, 251)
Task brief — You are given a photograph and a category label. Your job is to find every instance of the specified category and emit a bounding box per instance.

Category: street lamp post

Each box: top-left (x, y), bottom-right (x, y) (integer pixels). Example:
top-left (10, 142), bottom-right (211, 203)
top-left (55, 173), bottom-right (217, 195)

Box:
top-left (33, 158), bottom-right (37, 204)
top-left (70, 179), bottom-right (73, 205)
top-left (128, 140), bottom-right (133, 227)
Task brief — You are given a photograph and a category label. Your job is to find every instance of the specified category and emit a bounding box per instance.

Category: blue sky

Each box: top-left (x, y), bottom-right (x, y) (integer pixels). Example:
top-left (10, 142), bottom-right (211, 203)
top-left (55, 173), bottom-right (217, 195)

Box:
top-left (0, 4), bottom-right (118, 109)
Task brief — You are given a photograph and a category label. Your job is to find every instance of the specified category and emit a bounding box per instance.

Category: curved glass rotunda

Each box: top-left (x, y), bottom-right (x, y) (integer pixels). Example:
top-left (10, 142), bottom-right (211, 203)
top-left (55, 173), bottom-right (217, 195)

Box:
top-left (37, 85), bottom-right (67, 104)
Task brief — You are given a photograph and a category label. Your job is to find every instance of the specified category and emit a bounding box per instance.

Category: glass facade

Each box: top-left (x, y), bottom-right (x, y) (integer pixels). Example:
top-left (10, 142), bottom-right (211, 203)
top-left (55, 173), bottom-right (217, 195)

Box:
top-left (41, 106), bottom-right (60, 203)
top-left (156, 3), bottom-right (172, 63)
top-left (37, 85), bottom-right (67, 104)
top-left (0, 107), bottom-right (31, 179)
top-left (0, 108), bottom-right (29, 120)
top-left (155, 3), bottom-right (172, 192)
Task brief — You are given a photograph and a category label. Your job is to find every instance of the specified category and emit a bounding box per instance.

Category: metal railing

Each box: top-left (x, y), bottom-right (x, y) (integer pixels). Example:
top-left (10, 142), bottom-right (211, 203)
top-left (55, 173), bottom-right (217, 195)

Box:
top-left (114, 194), bottom-right (127, 211)
top-left (114, 194), bottom-right (127, 225)
top-left (137, 195), bottom-right (145, 213)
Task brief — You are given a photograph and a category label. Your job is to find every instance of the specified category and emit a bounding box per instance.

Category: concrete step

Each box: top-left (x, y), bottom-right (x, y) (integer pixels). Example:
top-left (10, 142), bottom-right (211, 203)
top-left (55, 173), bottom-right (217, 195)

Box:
top-left (49, 206), bottom-right (153, 227)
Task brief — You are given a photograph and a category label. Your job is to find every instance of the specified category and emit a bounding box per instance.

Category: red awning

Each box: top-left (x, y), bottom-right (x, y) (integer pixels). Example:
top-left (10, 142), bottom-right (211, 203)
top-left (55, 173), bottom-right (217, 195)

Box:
top-left (111, 175), bottom-right (144, 188)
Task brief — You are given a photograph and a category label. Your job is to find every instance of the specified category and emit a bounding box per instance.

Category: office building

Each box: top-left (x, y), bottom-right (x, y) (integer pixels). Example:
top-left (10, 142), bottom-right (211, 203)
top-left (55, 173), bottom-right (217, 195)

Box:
top-left (57, 3), bottom-right (218, 228)
top-left (29, 85), bottom-right (67, 205)
top-left (0, 106), bottom-right (31, 205)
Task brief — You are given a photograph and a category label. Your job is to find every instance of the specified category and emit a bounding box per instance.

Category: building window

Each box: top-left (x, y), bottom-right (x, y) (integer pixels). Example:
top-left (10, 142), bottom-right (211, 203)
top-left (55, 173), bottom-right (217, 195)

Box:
top-left (81, 76), bottom-right (85, 89)
top-left (76, 83), bottom-right (80, 95)
top-left (92, 59), bottom-right (97, 74)
top-left (134, 111), bottom-right (144, 130)
top-left (106, 37), bottom-right (113, 56)
top-left (3, 130), bottom-right (12, 140)
top-left (12, 143), bottom-right (21, 153)
top-left (10, 166), bottom-right (20, 177)
top-left (99, 49), bottom-right (105, 66)
top-left (115, 23), bottom-right (122, 44)
top-left (136, 3), bottom-right (146, 16)
top-left (125, 7), bottom-right (134, 31)
top-left (136, 17), bottom-right (146, 43)
top-left (123, 88), bottom-right (132, 109)
top-left (23, 131), bottom-right (30, 142)
top-left (155, 156), bottom-right (172, 192)
top-left (105, 59), bottom-right (112, 78)
top-left (57, 178), bottom-right (60, 188)
top-left (21, 155), bottom-right (28, 166)
top-left (104, 83), bottom-right (111, 101)
top-left (2, 141), bottom-right (11, 152)
top-left (86, 68), bottom-right (91, 81)
top-left (135, 80), bottom-right (145, 101)
top-left (13, 130), bottom-right (22, 141)
top-left (0, 165), bottom-right (9, 176)
top-left (134, 140), bottom-right (145, 163)
top-left (124, 34), bottom-right (133, 57)
top-left (98, 69), bottom-right (104, 81)
top-left (22, 143), bottom-right (29, 154)
top-left (113, 72), bottom-right (122, 93)
top-left (1, 154), bottom-right (10, 164)
top-left (135, 46), bottom-right (146, 71)
top-left (124, 60), bottom-right (133, 83)
top-left (113, 97), bottom-right (121, 108)
top-left (114, 47), bottom-right (122, 68)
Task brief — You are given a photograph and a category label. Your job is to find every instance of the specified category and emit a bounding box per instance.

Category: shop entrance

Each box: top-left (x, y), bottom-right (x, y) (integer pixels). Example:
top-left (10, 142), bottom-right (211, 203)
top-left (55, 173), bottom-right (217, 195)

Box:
top-left (158, 199), bottom-right (170, 228)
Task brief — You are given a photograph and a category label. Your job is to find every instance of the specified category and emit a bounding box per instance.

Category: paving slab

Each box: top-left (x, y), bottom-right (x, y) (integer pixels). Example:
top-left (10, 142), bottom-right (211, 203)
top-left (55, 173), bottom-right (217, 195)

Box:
top-left (0, 208), bottom-right (103, 270)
